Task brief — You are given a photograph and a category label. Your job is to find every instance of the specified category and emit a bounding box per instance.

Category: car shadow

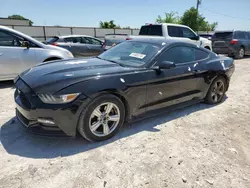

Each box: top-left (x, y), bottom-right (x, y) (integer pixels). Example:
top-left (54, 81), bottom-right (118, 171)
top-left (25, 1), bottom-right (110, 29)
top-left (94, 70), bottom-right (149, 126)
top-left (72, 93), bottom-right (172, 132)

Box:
top-left (0, 81), bottom-right (15, 89)
top-left (0, 98), bottom-right (227, 159)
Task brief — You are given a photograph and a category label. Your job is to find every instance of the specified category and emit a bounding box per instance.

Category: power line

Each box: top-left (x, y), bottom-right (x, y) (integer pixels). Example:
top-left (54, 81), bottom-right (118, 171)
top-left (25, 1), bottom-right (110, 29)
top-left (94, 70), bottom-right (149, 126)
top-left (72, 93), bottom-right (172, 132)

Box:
top-left (200, 6), bottom-right (250, 21)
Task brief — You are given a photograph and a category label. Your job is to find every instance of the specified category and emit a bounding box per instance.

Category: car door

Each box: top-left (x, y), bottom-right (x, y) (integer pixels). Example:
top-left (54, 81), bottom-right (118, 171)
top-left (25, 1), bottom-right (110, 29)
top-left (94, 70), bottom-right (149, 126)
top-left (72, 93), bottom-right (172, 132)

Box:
top-left (145, 45), bottom-right (205, 112)
top-left (63, 37), bottom-right (86, 57)
top-left (0, 29), bottom-right (37, 80)
top-left (167, 26), bottom-right (199, 46)
top-left (84, 37), bottom-right (104, 56)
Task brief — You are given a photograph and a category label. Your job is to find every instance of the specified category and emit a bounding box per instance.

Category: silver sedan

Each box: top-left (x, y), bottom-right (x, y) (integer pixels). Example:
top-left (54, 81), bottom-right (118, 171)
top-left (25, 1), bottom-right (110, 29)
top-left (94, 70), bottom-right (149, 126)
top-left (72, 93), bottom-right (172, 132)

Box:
top-left (46, 35), bottom-right (104, 57)
top-left (0, 26), bottom-right (74, 81)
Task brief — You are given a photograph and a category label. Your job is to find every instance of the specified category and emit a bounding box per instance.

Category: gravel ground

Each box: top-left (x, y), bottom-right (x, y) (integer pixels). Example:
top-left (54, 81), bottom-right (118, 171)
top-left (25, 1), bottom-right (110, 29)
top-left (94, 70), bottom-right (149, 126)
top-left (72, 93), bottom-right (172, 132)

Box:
top-left (0, 58), bottom-right (250, 188)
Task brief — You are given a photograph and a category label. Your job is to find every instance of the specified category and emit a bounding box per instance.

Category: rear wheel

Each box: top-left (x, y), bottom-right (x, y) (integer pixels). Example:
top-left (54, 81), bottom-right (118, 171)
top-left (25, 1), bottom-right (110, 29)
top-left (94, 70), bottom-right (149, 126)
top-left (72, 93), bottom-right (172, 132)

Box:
top-left (78, 94), bottom-right (125, 142)
top-left (235, 47), bottom-right (245, 59)
top-left (205, 76), bottom-right (227, 104)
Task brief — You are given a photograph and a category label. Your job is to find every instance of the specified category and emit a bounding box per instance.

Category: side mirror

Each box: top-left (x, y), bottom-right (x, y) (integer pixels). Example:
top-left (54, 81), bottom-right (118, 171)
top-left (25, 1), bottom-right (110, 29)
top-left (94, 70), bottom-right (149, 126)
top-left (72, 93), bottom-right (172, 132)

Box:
top-left (154, 61), bottom-right (176, 70)
top-left (21, 41), bottom-right (30, 49)
top-left (190, 35), bottom-right (200, 40)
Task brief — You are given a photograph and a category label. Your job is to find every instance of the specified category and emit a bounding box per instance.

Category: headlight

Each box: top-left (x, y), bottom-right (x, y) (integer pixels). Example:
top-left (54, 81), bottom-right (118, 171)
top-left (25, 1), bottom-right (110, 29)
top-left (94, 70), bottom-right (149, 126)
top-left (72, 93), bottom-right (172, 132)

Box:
top-left (38, 93), bottom-right (80, 104)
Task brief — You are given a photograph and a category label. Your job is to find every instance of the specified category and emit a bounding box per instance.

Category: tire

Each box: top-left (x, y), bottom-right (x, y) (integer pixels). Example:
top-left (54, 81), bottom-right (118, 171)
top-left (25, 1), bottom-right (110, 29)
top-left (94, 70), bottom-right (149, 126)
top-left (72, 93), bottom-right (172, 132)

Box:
top-left (77, 94), bottom-right (125, 142)
top-left (235, 47), bottom-right (245, 59)
top-left (205, 76), bottom-right (227, 105)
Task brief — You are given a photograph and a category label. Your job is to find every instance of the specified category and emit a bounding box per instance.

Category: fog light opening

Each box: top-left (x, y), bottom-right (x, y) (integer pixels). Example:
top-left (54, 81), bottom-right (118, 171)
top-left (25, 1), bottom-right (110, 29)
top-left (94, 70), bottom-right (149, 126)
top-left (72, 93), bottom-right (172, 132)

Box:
top-left (37, 118), bottom-right (55, 126)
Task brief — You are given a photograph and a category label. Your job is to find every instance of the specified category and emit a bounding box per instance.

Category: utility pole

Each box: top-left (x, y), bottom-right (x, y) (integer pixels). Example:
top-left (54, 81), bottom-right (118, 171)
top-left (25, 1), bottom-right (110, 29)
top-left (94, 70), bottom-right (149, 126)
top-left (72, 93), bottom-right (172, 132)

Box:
top-left (196, 0), bottom-right (202, 32)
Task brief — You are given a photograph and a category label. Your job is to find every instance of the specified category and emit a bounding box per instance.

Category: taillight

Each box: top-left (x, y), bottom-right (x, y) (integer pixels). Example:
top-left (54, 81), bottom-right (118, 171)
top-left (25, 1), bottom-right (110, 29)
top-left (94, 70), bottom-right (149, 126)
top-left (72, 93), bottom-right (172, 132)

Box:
top-left (51, 42), bottom-right (58, 46)
top-left (126, 38), bottom-right (132, 40)
top-left (230, 39), bottom-right (238, 45)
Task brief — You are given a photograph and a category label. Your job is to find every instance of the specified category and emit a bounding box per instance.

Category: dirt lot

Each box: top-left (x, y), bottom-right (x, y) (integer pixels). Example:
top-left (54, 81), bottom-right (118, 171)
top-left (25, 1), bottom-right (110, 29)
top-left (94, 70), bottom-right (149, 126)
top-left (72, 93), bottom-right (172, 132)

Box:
top-left (0, 58), bottom-right (250, 188)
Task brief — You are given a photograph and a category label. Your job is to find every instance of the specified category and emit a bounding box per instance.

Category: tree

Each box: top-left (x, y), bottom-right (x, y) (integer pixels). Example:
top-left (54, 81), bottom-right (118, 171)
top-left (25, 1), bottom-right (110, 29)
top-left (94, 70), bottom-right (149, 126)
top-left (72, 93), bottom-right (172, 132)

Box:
top-left (209, 22), bottom-right (218, 31)
top-left (180, 7), bottom-right (200, 31)
top-left (180, 7), bottom-right (218, 32)
top-left (156, 11), bottom-right (180, 24)
top-left (99, 20), bottom-right (117, 29)
top-left (8, 14), bottom-right (33, 26)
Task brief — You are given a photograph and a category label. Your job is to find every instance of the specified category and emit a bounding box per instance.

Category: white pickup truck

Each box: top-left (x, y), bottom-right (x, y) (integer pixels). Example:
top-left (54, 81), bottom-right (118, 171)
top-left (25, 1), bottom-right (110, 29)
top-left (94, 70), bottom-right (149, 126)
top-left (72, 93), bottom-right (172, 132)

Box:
top-left (103, 23), bottom-right (212, 51)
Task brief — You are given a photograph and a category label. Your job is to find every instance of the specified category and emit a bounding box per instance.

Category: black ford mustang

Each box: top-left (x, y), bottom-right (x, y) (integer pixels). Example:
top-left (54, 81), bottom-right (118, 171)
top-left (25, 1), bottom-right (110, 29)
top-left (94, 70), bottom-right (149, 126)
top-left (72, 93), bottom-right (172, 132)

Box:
top-left (14, 39), bottom-right (235, 142)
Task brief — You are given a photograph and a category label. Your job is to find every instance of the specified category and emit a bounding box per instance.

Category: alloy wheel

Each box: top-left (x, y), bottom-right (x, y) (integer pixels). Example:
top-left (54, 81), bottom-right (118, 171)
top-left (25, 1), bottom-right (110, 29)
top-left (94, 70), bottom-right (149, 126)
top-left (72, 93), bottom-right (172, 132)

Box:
top-left (211, 80), bottom-right (225, 103)
top-left (89, 102), bottom-right (120, 137)
top-left (239, 48), bottom-right (245, 58)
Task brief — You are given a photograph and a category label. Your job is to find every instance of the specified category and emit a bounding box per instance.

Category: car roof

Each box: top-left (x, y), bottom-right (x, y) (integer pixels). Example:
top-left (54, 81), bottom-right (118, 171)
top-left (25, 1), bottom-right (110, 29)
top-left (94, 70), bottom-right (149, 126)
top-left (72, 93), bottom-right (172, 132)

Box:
top-left (128, 38), bottom-right (200, 48)
top-left (56, 35), bottom-right (98, 39)
top-left (142, 23), bottom-right (191, 28)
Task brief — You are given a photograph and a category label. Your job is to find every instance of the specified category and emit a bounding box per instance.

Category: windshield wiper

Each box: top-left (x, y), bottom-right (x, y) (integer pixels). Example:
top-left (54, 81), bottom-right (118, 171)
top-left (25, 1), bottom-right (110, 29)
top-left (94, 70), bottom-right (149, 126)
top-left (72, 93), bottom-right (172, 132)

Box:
top-left (97, 57), bottom-right (126, 67)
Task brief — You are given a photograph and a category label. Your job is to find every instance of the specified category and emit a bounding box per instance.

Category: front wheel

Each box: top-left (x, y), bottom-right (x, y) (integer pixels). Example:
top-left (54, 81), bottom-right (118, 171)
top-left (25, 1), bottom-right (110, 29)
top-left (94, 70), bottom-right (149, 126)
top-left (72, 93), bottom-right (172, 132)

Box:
top-left (78, 94), bottom-right (125, 142)
top-left (205, 76), bottom-right (227, 104)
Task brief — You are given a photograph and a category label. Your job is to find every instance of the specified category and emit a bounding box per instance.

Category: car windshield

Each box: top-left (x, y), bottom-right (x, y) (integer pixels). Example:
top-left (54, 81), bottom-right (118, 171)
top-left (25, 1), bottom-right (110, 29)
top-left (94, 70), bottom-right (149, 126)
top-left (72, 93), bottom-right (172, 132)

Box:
top-left (98, 41), bottom-right (161, 67)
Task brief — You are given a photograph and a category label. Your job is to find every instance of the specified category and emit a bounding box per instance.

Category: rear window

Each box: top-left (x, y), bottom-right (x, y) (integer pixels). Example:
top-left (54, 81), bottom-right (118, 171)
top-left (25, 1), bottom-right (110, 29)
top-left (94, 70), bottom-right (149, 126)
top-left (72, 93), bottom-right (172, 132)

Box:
top-left (139, 25), bottom-right (163, 36)
top-left (213, 32), bottom-right (233, 39)
top-left (46, 37), bottom-right (59, 43)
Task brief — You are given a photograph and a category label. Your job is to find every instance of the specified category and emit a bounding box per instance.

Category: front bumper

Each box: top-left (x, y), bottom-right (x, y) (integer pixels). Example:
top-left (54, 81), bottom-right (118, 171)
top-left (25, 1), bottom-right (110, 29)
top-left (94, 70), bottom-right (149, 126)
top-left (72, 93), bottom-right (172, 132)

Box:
top-left (14, 79), bottom-right (83, 137)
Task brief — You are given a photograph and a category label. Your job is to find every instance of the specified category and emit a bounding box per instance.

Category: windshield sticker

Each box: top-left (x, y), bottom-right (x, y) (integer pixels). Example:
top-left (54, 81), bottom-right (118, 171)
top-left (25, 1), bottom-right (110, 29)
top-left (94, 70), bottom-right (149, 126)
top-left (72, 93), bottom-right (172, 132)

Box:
top-left (129, 53), bottom-right (146, 59)
top-left (65, 61), bottom-right (88, 65)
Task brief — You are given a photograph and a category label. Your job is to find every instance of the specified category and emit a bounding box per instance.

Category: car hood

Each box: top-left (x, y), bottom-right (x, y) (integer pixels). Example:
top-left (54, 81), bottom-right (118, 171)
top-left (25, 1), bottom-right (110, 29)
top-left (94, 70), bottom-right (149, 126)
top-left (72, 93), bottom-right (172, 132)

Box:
top-left (19, 58), bottom-right (140, 94)
top-left (200, 37), bottom-right (211, 43)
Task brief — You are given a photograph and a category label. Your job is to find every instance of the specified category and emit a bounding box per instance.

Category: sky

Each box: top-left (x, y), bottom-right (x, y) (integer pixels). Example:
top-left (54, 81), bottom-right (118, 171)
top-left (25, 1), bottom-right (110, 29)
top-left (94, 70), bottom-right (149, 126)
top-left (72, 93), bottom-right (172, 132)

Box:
top-left (0, 0), bottom-right (250, 30)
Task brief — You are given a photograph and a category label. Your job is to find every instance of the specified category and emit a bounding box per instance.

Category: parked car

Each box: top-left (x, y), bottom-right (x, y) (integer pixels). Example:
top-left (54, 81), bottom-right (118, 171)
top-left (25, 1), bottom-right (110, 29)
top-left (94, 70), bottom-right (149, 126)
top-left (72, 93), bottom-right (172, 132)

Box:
top-left (105, 23), bottom-right (212, 50)
top-left (46, 35), bottom-right (104, 57)
top-left (0, 25), bottom-right (74, 81)
top-left (15, 39), bottom-right (234, 142)
top-left (103, 34), bottom-right (129, 50)
top-left (199, 33), bottom-right (213, 40)
top-left (212, 30), bottom-right (250, 59)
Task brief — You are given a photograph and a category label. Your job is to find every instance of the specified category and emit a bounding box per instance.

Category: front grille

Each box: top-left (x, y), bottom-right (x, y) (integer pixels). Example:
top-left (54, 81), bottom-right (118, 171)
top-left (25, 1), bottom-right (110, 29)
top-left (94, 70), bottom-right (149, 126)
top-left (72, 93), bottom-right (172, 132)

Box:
top-left (18, 91), bottom-right (32, 109)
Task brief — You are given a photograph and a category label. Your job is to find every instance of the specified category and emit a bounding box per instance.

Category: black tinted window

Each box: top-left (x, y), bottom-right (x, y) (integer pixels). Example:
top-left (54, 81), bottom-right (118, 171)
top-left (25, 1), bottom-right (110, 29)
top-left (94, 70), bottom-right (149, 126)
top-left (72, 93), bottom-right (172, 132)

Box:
top-left (64, 37), bottom-right (81, 43)
top-left (159, 46), bottom-right (195, 64)
top-left (181, 27), bottom-right (196, 38)
top-left (168, 26), bottom-right (182, 37)
top-left (159, 46), bottom-right (208, 64)
top-left (0, 30), bottom-right (24, 47)
top-left (139, 25), bottom-right (163, 36)
top-left (195, 49), bottom-right (209, 60)
top-left (213, 32), bottom-right (233, 39)
top-left (84, 37), bottom-right (102, 45)
top-left (235, 31), bottom-right (247, 39)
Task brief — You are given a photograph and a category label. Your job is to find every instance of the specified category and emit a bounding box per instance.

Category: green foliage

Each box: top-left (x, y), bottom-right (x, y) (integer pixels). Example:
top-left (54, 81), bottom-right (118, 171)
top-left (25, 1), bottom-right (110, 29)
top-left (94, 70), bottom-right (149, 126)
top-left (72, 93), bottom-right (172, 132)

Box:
top-left (156, 11), bottom-right (180, 24)
top-left (157, 7), bottom-right (218, 32)
top-left (8, 14), bottom-right (33, 26)
top-left (99, 20), bottom-right (117, 29)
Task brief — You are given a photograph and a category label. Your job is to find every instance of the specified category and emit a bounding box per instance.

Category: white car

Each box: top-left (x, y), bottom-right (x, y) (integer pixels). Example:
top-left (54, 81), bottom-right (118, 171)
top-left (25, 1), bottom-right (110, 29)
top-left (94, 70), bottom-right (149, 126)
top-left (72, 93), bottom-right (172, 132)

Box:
top-left (0, 25), bottom-right (74, 81)
top-left (104, 23), bottom-right (212, 51)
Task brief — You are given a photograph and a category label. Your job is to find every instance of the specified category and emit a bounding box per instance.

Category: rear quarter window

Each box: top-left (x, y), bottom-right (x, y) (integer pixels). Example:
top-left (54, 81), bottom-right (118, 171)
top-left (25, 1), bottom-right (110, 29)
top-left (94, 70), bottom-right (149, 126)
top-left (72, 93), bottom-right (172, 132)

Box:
top-left (139, 25), bottom-right (163, 36)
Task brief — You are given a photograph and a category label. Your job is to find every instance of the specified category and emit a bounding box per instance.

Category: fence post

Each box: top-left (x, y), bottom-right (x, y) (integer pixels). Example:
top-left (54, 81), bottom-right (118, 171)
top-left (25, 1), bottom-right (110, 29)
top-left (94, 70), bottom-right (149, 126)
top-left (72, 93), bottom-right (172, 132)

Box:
top-left (43, 26), bottom-right (47, 41)
top-left (94, 28), bottom-right (97, 38)
top-left (70, 27), bottom-right (73, 35)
